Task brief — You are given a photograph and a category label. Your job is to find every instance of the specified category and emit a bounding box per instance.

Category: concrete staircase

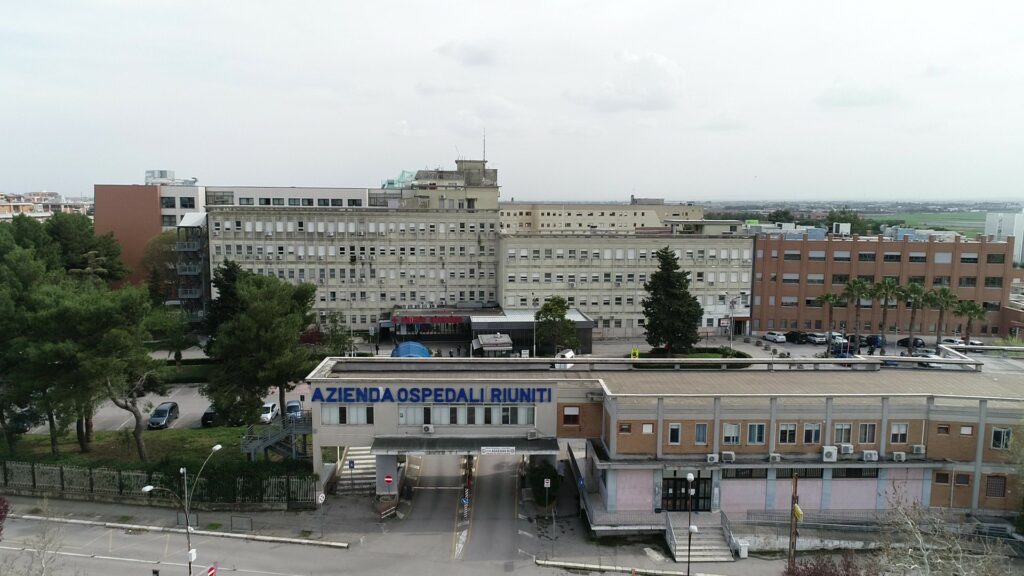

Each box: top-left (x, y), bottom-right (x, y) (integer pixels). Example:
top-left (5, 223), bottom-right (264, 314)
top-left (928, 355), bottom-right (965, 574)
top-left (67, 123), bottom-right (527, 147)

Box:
top-left (667, 515), bottom-right (734, 563)
top-left (334, 446), bottom-right (376, 494)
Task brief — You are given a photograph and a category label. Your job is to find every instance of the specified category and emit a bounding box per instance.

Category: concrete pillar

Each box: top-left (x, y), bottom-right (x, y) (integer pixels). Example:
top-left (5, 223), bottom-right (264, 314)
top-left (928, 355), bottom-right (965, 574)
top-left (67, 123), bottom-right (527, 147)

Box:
top-left (312, 435), bottom-right (325, 482)
top-left (821, 468), bottom-right (832, 510)
top-left (971, 400), bottom-right (987, 512)
top-left (608, 398), bottom-right (619, 456)
top-left (712, 397), bottom-right (721, 455)
top-left (824, 397), bottom-right (834, 446)
top-left (606, 470), bottom-right (618, 512)
top-left (656, 398), bottom-right (664, 459)
top-left (880, 397), bottom-right (890, 458)
top-left (768, 397), bottom-right (778, 453)
top-left (653, 468), bottom-right (664, 511)
top-left (375, 455), bottom-right (399, 496)
top-left (876, 468), bottom-right (888, 511)
top-left (765, 468), bottom-right (777, 511)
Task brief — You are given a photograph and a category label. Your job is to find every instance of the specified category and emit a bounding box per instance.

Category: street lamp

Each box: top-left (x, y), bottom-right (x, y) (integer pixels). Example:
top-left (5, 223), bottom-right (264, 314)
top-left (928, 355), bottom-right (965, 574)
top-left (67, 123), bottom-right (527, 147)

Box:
top-left (143, 444), bottom-right (222, 576)
top-left (686, 472), bottom-right (698, 576)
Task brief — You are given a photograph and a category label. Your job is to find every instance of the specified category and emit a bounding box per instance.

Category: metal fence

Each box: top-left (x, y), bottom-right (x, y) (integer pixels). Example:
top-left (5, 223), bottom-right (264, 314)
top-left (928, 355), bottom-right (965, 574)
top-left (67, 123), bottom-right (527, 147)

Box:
top-left (0, 460), bottom-right (315, 505)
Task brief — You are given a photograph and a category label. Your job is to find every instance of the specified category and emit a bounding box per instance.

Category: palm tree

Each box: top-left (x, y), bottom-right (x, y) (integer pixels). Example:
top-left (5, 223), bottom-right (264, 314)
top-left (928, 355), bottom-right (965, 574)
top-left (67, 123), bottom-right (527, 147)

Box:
top-left (902, 283), bottom-right (928, 355)
top-left (955, 300), bottom-right (988, 347)
top-left (872, 277), bottom-right (901, 355)
top-left (928, 287), bottom-right (960, 348)
top-left (842, 278), bottom-right (872, 351)
top-left (815, 292), bottom-right (841, 357)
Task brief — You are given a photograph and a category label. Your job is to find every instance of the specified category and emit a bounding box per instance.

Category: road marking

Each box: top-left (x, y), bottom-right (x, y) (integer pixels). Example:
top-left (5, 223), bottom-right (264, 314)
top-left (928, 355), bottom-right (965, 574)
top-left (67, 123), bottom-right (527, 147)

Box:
top-left (116, 417), bottom-right (132, 431)
top-left (412, 486), bottom-right (463, 491)
top-left (517, 529), bottom-right (534, 538)
top-left (0, 545), bottom-right (307, 576)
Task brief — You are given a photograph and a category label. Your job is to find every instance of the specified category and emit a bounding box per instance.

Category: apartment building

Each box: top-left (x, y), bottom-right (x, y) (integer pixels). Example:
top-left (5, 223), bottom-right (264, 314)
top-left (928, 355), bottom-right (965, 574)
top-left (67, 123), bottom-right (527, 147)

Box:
top-left (499, 197), bottom-right (702, 235)
top-left (986, 209), bottom-right (1024, 264)
top-left (751, 232), bottom-right (1018, 337)
top-left (498, 232), bottom-right (753, 338)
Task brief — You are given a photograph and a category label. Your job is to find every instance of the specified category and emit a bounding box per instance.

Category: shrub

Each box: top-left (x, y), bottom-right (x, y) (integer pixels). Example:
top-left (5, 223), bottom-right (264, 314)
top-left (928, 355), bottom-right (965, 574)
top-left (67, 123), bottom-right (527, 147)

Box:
top-left (528, 460), bottom-right (560, 506)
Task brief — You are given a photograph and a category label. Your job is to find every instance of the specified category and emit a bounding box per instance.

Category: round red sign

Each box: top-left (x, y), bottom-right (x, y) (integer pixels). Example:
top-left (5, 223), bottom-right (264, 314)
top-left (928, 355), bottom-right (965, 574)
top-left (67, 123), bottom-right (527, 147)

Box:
top-left (384, 474), bottom-right (393, 485)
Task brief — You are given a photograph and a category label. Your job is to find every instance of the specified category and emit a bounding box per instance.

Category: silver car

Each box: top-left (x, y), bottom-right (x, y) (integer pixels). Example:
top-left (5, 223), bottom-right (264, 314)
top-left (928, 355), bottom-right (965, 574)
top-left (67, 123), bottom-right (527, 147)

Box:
top-left (148, 402), bottom-right (179, 429)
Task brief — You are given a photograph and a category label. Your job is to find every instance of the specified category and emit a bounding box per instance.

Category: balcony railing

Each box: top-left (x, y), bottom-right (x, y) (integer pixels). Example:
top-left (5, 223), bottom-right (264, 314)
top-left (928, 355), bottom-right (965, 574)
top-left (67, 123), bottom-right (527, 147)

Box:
top-left (174, 241), bottom-right (200, 252)
top-left (177, 288), bottom-right (202, 299)
top-left (177, 263), bottom-right (202, 275)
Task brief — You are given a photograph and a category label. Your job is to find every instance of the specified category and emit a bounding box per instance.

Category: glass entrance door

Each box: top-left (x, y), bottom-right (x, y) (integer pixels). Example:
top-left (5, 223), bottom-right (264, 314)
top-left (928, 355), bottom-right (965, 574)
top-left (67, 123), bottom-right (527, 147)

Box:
top-left (661, 473), bottom-right (712, 511)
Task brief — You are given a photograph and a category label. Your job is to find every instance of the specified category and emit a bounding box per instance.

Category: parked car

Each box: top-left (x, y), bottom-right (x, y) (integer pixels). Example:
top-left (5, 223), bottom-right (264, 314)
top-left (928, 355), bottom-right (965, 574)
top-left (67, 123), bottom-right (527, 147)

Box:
top-left (864, 335), bottom-right (886, 349)
top-left (912, 353), bottom-right (944, 368)
top-left (201, 405), bottom-right (217, 427)
top-left (784, 331), bottom-right (808, 344)
top-left (806, 332), bottom-right (828, 345)
top-left (827, 332), bottom-right (848, 345)
top-left (897, 337), bottom-right (927, 349)
top-left (148, 402), bottom-right (179, 430)
top-left (259, 402), bottom-right (280, 424)
top-left (285, 400), bottom-right (303, 422)
top-left (763, 331), bottom-right (787, 343)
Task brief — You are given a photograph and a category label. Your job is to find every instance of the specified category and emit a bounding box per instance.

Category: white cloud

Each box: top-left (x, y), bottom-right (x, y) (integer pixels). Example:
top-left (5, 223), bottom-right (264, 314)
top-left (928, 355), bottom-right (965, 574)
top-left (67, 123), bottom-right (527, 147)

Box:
top-left (816, 84), bottom-right (899, 108)
top-left (435, 40), bottom-right (497, 67)
top-left (566, 51), bottom-right (681, 113)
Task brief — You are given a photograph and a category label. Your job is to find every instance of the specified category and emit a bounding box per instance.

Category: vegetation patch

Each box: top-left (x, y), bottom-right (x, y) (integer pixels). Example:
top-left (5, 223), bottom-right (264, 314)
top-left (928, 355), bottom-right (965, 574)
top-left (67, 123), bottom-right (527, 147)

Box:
top-left (633, 347), bottom-right (752, 369)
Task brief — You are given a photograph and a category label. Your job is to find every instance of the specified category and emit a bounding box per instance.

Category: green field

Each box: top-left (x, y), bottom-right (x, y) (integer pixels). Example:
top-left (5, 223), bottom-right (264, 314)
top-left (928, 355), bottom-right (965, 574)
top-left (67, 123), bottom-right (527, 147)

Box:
top-left (863, 211), bottom-right (987, 236)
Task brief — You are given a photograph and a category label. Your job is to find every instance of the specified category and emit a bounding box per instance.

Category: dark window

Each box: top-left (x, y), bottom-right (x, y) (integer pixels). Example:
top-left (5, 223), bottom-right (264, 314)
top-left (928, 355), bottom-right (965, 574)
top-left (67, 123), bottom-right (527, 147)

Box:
top-left (180, 197), bottom-right (195, 209)
top-left (338, 406), bottom-right (347, 424)
top-left (467, 407), bottom-right (476, 425)
top-left (161, 215), bottom-right (177, 227)
top-left (318, 199), bottom-right (330, 206)
top-left (958, 277), bottom-right (977, 288)
top-left (450, 406), bottom-right (458, 424)
top-left (960, 254), bottom-right (979, 264)
top-left (272, 198), bottom-right (284, 206)
top-left (776, 468), bottom-right (823, 479)
top-left (238, 197), bottom-right (254, 205)
top-left (160, 197), bottom-right (176, 208)
top-left (783, 252), bottom-right (801, 261)
top-left (288, 198), bottom-right (301, 206)
top-left (954, 473), bottom-right (970, 486)
top-left (484, 406), bottom-right (492, 425)
top-left (259, 198), bottom-right (271, 206)
top-left (331, 199), bottom-right (344, 207)
top-left (908, 254), bottom-right (926, 263)
top-left (832, 468), bottom-right (879, 479)
top-left (423, 407), bottom-right (431, 425)
top-left (883, 253), bottom-right (901, 262)
top-left (986, 475), bottom-right (1006, 498)
top-left (365, 406), bottom-right (374, 425)
top-left (619, 423), bottom-right (632, 433)
top-left (720, 468), bottom-right (768, 479)
top-left (934, 472), bottom-right (950, 484)
top-left (987, 254), bottom-right (1005, 264)
top-left (933, 276), bottom-right (951, 287)
top-left (858, 252), bottom-right (876, 262)
top-left (347, 199), bottom-right (363, 207)
top-left (908, 276), bottom-right (925, 285)
top-left (832, 274), bottom-right (850, 285)
top-left (563, 406), bottom-right (580, 426)
top-left (302, 198), bottom-right (314, 206)
top-left (984, 277), bottom-right (1003, 288)
top-left (937, 425), bottom-right (950, 435)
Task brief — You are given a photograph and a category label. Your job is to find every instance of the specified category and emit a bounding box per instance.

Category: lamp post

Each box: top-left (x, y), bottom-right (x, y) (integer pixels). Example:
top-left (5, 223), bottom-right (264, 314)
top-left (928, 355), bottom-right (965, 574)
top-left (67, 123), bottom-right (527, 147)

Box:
top-left (143, 444), bottom-right (222, 576)
top-left (686, 472), bottom-right (698, 576)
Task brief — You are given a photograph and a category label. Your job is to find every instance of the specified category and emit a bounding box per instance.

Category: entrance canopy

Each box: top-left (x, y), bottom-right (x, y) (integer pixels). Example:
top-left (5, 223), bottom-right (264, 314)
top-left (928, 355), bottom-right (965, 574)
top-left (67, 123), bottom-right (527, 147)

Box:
top-left (371, 435), bottom-right (559, 456)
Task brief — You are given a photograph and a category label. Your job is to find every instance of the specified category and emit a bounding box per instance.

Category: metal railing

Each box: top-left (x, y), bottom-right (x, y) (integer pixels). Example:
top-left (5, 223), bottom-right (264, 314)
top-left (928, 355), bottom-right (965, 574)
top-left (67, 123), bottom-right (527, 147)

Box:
top-left (177, 288), bottom-right (202, 299)
top-left (177, 263), bottom-right (202, 275)
top-left (665, 510), bottom-right (678, 552)
top-left (240, 411), bottom-right (313, 455)
top-left (720, 510), bottom-right (736, 552)
top-left (174, 241), bottom-right (200, 252)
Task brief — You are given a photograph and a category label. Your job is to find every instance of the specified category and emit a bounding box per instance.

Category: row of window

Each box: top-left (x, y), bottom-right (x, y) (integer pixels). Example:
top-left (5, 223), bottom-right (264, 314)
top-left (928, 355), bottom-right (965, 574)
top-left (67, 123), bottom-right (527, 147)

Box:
top-left (161, 196), bottom-right (197, 209)
top-left (238, 197), bottom-right (364, 207)
top-left (934, 472), bottom-right (1008, 498)
top-left (762, 272), bottom-right (1003, 289)
top-left (319, 404), bottom-right (537, 426)
top-left (720, 468), bottom-right (880, 479)
top-left (757, 318), bottom-right (1000, 335)
top-left (765, 249), bottom-right (1004, 265)
top-left (216, 243), bottom-right (494, 259)
top-left (506, 247), bottom-right (751, 261)
top-left (215, 219), bottom-right (496, 235)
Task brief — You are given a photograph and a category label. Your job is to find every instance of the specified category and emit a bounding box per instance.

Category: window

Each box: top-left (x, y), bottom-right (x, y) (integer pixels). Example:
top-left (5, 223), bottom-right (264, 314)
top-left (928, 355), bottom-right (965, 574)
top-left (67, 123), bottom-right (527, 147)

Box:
top-left (669, 423), bottom-right (681, 445)
top-left (959, 425), bottom-right (974, 436)
top-left (883, 252), bottom-right (901, 262)
top-left (890, 423), bottom-right (909, 444)
top-left (858, 252), bottom-right (876, 262)
top-left (239, 197), bottom-right (254, 205)
top-left (908, 252), bottom-right (926, 263)
top-left (747, 423), bottom-right (766, 445)
top-left (161, 215), bottom-right (177, 226)
top-left (721, 468), bottom-right (768, 479)
top-left (562, 406), bottom-right (580, 426)
top-left (619, 423), bottom-right (632, 434)
top-left (937, 425), bottom-right (950, 435)
top-left (834, 423), bottom-right (852, 444)
top-left (933, 276), bottom-right (951, 287)
top-left (935, 472), bottom-right (950, 484)
top-left (832, 274), bottom-right (850, 285)
top-left (833, 468), bottom-right (879, 479)
top-left (694, 423), bottom-right (708, 445)
top-left (986, 475), bottom-right (1007, 498)
top-left (960, 253), bottom-right (979, 264)
top-left (365, 406), bottom-right (374, 425)
top-left (858, 423), bottom-right (876, 444)
top-left (984, 277), bottom-right (1003, 288)
top-left (803, 423), bottom-right (821, 444)
top-left (160, 197), bottom-right (176, 209)
top-left (987, 253), bottom-right (1005, 264)
top-left (642, 423), bottom-right (654, 434)
top-left (723, 423), bottom-right (740, 445)
top-left (992, 427), bottom-right (1011, 450)
top-left (954, 473), bottom-right (970, 486)
top-left (180, 197), bottom-right (195, 209)
top-left (779, 424), bottom-right (797, 444)
top-left (958, 277), bottom-right (977, 288)
top-left (783, 250), bottom-right (801, 261)
top-left (777, 468), bottom-right (823, 479)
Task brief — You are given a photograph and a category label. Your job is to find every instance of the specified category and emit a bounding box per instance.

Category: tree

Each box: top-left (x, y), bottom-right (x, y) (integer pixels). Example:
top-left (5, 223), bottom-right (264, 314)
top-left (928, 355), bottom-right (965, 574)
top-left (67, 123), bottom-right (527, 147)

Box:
top-left (902, 283), bottom-right (928, 354)
top-left (825, 208), bottom-right (871, 235)
top-left (767, 209), bottom-right (796, 223)
top-left (841, 279), bottom-right (872, 350)
top-left (145, 307), bottom-right (197, 369)
top-left (139, 230), bottom-right (177, 304)
top-left (207, 275), bottom-right (315, 424)
top-left (954, 300), bottom-right (988, 347)
top-left (534, 296), bottom-right (579, 356)
top-left (784, 551), bottom-right (866, 576)
top-left (642, 247), bottom-right (703, 355)
top-left (815, 293), bottom-right (840, 357)
top-left (928, 287), bottom-right (960, 347)
top-left (205, 260), bottom-right (250, 347)
top-left (872, 278), bottom-right (902, 355)
top-left (44, 212), bottom-right (128, 281)
top-left (314, 312), bottom-right (355, 357)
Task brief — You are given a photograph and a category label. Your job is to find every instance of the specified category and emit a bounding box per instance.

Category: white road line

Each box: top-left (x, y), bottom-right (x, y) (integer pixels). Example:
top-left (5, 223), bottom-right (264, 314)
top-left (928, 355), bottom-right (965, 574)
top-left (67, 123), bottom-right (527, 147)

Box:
top-left (517, 529), bottom-right (534, 538)
top-left (0, 545), bottom-right (306, 576)
top-left (116, 417), bottom-right (132, 431)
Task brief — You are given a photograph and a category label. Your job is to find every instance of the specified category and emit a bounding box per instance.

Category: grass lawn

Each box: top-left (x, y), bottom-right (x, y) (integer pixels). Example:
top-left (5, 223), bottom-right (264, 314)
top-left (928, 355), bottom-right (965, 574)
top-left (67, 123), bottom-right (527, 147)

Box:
top-left (0, 426), bottom-right (248, 469)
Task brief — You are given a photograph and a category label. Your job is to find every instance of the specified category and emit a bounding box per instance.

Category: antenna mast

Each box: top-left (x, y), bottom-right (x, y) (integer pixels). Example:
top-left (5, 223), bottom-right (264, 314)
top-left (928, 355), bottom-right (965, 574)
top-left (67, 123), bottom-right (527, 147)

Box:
top-left (483, 129), bottom-right (486, 161)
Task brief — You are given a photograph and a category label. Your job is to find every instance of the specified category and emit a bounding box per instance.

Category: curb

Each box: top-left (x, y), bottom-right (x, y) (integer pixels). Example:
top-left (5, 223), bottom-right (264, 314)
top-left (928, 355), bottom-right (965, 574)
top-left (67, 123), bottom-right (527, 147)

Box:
top-left (535, 559), bottom-right (727, 576)
top-left (10, 514), bottom-right (349, 549)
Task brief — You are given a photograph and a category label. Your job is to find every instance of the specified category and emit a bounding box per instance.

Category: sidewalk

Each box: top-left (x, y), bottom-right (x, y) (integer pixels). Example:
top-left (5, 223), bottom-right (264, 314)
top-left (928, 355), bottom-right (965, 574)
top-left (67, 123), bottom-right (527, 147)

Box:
top-left (2, 492), bottom-right (378, 544)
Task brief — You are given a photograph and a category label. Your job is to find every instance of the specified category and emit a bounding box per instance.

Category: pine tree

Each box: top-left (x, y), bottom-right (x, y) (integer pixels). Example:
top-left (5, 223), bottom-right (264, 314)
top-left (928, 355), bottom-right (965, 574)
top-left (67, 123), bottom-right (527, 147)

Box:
top-left (642, 247), bottom-right (703, 355)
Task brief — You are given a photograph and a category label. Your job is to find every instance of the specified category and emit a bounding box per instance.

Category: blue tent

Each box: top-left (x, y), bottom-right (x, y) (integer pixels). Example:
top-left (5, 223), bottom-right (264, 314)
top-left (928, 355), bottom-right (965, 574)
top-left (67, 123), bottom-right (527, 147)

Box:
top-left (391, 341), bottom-right (432, 358)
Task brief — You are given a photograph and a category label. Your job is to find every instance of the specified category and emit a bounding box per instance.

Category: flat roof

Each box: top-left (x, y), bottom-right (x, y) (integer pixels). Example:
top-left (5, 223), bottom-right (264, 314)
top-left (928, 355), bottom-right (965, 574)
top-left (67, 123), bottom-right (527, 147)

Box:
top-left (471, 308), bottom-right (594, 324)
top-left (307, 359), bottom-right (1024, 401)
top-left (371, 436), bottom-right (559, 455)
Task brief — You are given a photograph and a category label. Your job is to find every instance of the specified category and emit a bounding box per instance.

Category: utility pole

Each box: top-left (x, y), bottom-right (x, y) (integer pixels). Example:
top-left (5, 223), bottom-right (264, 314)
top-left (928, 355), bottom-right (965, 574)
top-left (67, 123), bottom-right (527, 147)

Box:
top-left (787, 473), bottom-right (799, 571)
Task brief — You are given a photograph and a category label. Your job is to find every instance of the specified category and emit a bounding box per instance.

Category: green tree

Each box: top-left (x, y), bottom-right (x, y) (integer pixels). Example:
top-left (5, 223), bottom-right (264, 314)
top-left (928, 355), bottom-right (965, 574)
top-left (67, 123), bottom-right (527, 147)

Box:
top-left (841, 279), bottom-right (872, 349)
top-left (205, 260), bottom-right (251, 347)
top-left (534, 296), bottom-right (579, 356)
top-left (954, 300), bottom-right (988, 347)
top-left (44, 212), bottom-right (128, 281)
top-left (872, 277), bottom-right (902, 355)
top-left (825, 208), bottom-right (871, 235)
top-left (207, 275), bottom-right (315, 423)
top-left (927, 287), bottom-right (960, 348)
top-left (642, 247), bottom-right (703, 355)
top-left (767, 209), bottom-right (796, 223)
top-left (145, 307), bottom-right (197, 369)
top-left (314, 312), bottom-right (355, 357)
top-left (902, 283), bottom-right (928, 354)
top-left (139, 230), bottom-right (177, 304)
top-left (815, 292), bottom-right (841, 357)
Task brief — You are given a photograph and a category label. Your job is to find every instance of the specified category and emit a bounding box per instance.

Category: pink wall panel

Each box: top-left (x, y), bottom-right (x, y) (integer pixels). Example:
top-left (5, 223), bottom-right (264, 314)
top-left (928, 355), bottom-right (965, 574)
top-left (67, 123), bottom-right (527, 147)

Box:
top-left (720, 480), bottom-right (767, 515)
top-left (830, 479), bottom-right (878, 510)
top-left (773, 479), bottom-right (822, 510)
top-left (881, 468), bottom-right (925, 508)
top-left (615, 469), bottom-right (654, 511)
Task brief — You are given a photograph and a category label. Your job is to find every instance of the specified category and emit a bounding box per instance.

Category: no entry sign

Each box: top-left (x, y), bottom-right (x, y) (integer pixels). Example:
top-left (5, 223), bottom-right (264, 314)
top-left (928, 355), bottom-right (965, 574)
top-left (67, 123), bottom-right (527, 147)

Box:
top-left (384, 474), bottom-right (393, 485)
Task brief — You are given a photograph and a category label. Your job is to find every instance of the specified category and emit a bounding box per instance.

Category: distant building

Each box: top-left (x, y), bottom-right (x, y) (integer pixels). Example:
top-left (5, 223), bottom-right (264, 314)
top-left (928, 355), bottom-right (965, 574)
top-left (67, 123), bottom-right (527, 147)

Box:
top-left (986, 210), bottom-right (1024, 264)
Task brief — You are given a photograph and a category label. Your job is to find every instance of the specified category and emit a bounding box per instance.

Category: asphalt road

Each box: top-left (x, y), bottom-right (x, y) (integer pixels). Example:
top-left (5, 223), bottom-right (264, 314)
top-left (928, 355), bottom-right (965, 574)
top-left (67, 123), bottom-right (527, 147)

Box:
top-left (384, 454), bottom-right (464, 564)
top-left (462, 455), bottom-right (519, 563)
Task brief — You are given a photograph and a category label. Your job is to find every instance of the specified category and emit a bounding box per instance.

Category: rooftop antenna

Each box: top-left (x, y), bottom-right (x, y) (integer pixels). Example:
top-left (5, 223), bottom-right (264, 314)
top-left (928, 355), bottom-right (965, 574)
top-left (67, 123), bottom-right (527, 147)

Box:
top-left (455, 144), bottom-right (462, 160)
top-left (482, 129), bottom-right (486, 161)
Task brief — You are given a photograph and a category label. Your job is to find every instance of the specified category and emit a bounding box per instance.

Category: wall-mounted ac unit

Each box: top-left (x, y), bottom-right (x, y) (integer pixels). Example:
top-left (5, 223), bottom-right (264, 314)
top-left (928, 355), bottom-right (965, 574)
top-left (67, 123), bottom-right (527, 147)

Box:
top-left (327, 232), bottom-right (334, 237)
top-left (422, 424), bottom-right (434, 433)
top-left (912, 444), bottom-right (926, 455)
top-left (822, 446), bottom-right (838, 462)
top-left (297, 255), bottom-right (304, 260)
top-left (721, 451), bottom-right (736, 463)
top-left (276, 255), bottom-right (282, 260)
top-left (410, 279), bottom-right (416, 284)
top-left (892, 452), bottom-right (907, 462)
top-left (862, 450), bottom-right (879, 462)
top-left (569, 283), bottom-right (576, 288)
top-left (318, 256), bottom-right (324, 261)
top-left (839, 443), bottom-right (854, 455)
top-left (769, 453), bottom-right (782, 463)
top-left (706, 453), bottom-right (719, 464)
top-left (527, 430), bottom-right (540, 440)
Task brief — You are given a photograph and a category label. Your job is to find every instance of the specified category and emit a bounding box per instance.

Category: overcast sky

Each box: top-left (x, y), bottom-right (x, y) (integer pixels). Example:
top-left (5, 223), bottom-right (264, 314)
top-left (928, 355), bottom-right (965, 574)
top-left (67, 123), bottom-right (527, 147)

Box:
top-left (3, 1), bottom-right (1023, 202)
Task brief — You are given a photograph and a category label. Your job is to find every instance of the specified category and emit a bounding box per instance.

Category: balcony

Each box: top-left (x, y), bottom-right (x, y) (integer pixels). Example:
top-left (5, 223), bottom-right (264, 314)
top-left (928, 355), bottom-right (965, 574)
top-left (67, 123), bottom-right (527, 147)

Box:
top-left (174, 241), bottom-right (200, 252)
top-left (177, 263), bottom-right (202, 275)
top-left (178, 288), bottom-right (202, 299)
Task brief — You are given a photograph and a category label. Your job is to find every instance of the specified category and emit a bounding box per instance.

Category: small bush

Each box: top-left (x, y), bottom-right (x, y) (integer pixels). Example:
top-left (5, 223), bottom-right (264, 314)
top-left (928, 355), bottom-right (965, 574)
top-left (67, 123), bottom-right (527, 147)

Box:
top-left (529, 460), bottom-right (560, 506)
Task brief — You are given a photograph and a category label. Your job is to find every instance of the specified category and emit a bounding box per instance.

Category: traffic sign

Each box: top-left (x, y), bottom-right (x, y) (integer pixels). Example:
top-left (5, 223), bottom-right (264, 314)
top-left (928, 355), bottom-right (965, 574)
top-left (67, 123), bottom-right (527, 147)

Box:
top-left (348, 459), bottom-right (355, 470)
top-left (461, 497), bottom-right (469, 505)
top-left (480, 446), bottom-right (515, 455)
top-left (317, 492), bottom-right (326, 505)
top-left (578, 477), bottom-right (585, 488)
top-left (543, 478), bottom-right (551, 488)
top-left (384, 474), bottom-right (393, 485)
top-left (208, 561), bottom-right (218, 576)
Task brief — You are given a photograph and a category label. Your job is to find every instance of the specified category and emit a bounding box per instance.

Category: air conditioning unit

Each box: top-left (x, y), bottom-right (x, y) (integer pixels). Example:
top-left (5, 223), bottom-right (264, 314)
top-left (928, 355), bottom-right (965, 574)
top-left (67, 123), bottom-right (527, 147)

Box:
top-left (265, 232), bottom-right (273, 237)
top-left (441, 279), bottom-right (446, 284)
top-left (266, 255), bottom-right (273, 260)
top-left (358, 232), bottom-right (364, 236)
top-left (769, 453), bottom-right (782, 463)
top-left (839, 443), bottom-right (855, 455)
top-left (359, 278), bottom-right (365, 283)
top-left (422, 424), bottom-right (434, 434)
top-left (440, 255), bottom-right (446, 260)
top-left (327, 232), bottom-right (334, 237)
top-left (410, 279), bottom-right (416, 284)
top-left (276, 255), bottom-right (282, 260)
top-left (360, 255), bottom-right (366, 261)
top-left (862, 450), bottom-right (879, 462)
top-left (615, 282), bottom-right (622, 287)
top-left (297, 255), bottom-right (304, 260)
top-left (721, 451), bottom-right (736, 463)
top-left (370, 256), bottom-right (376, 261)
top-left (527, 430), bottom-right (540, 440)
top-left (318, 256), bottom-right (324, 261)
top-left (822, 446), bottom-right (838, 463)
top-left (893, 452), bottom-right (907, 462)
top-left (706, 453), bottom-right (719, 464)
top-left (569, 282), bottom-right (576, 288)
top-left (912, 444), bottom-right (926, 455)
top-left (379, 279), bottom-right (385, 284)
